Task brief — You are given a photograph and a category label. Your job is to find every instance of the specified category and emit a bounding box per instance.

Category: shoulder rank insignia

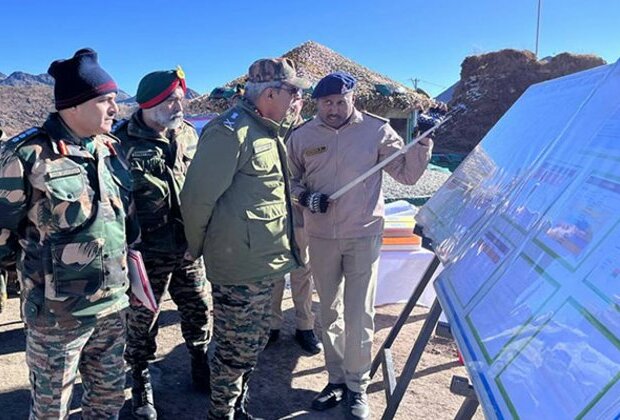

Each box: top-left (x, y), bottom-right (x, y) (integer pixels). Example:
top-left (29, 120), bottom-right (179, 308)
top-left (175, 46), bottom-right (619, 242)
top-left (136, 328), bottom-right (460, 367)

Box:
top-left (3, 127), bottom-right (41, 152)
top-left (223, 112), bottom-right (239, 131)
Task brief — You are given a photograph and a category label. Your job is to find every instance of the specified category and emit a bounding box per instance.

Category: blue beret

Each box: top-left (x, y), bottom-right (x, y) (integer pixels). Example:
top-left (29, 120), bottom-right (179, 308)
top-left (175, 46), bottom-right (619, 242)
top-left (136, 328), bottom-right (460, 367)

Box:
top-left (312, 71), bottom-right (357, 99)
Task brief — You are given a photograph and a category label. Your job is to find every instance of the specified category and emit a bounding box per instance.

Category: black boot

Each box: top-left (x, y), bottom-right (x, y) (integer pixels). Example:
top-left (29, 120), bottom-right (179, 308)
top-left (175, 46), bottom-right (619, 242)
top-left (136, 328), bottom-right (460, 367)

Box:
top-left (190, 348), bottom-right (211, 393)
top-left (233, 372), bottom-right (263, 420)
top-left (131, 365), bottom-right (157, 420)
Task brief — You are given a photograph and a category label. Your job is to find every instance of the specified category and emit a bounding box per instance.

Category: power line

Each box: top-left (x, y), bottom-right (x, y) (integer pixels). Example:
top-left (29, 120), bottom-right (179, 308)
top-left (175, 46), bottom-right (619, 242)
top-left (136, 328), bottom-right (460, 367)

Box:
top-left (535, 0), bottom-right (542, 57)
top-left (407, 78), bottom-right (448, 89)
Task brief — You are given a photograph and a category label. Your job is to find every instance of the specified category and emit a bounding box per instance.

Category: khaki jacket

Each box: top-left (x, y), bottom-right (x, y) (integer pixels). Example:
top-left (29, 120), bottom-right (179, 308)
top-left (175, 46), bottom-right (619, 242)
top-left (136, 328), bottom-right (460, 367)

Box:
top-left (287, 109), bottom-right (432, 239)
top-left (180, 99), bottom-right (299, 285)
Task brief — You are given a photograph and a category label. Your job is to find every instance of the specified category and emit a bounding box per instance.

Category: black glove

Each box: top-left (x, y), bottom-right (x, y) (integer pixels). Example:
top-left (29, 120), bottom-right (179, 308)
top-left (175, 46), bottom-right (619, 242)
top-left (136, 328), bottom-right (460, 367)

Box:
top-left (299, 190), bottom-right (329, 213)
top-left (417, 107), bottom-right (446, 133)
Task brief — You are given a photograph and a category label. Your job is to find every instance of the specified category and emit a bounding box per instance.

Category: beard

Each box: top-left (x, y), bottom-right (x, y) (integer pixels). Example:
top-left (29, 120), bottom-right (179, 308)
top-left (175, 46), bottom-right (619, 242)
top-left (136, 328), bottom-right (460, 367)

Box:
top-left (153, 110), bottom-right (184, 130)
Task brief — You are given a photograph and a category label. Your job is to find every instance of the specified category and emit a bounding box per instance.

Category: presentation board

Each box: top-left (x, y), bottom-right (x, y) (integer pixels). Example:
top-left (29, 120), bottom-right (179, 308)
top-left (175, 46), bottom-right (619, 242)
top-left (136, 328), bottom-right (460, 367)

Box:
top-left (417, 60), bottom-right (620, 419)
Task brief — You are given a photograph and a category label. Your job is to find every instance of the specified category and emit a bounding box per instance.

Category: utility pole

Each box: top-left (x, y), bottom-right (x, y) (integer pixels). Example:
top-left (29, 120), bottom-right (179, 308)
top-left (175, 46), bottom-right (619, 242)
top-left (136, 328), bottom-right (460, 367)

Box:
top-left (407, 78), bottom-right (420, 144)
top-left (535, 0), bottom-right (542, 57)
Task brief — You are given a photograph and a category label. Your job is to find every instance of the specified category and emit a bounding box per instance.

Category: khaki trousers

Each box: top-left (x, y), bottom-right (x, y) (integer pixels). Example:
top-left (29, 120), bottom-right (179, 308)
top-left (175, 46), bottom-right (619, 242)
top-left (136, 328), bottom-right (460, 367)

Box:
top-left (271, 227), bottom-right (315, 330)
top-left (308, 235), bottom-right (381, 393)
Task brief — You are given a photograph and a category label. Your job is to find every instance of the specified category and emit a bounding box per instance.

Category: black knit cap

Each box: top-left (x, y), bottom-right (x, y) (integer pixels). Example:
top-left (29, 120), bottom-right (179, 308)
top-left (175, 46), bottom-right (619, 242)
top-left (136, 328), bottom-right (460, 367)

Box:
top-left (48, 48), bottom-right (118, 110)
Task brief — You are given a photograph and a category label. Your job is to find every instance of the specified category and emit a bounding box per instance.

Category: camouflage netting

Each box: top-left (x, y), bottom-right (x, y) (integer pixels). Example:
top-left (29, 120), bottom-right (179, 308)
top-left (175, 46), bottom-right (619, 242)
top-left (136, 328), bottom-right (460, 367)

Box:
top-left (434, 49), bottom-right (606, 153)
top-left (186, 41), bottom-right (439, 118)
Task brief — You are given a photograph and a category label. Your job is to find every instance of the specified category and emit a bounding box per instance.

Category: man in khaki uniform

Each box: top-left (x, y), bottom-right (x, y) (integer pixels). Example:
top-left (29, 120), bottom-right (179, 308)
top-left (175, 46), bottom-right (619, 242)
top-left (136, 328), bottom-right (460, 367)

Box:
top-left (287, 72), bottom-right (433, 419)
top-left (268, 99), bottom-right (321, 355)
top-left (181, 58), bottom-right (309, 420)
top-left (269, 211), bottom-right (321, 354)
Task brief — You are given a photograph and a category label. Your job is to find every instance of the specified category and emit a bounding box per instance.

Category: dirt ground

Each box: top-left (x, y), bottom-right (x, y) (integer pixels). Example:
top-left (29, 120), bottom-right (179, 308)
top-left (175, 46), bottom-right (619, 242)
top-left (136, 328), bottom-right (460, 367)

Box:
top-left (0, 287), bottom-right (484, 419)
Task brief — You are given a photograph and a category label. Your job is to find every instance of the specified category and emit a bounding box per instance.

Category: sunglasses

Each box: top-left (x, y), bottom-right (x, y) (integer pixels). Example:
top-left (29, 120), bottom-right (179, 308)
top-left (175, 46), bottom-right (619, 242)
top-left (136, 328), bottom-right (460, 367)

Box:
top-left (278, 84), bottom-right (303, 99)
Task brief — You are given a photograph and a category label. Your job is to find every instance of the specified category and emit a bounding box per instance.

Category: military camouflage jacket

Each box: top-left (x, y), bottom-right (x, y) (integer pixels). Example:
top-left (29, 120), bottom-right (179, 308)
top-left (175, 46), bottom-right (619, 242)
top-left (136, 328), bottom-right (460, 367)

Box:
top-left (114, 111), bottom-right (198, 254)
top-left (0, 113), bottom-right (139, 327)
top-left (181, 99), bottom-right (300, 284)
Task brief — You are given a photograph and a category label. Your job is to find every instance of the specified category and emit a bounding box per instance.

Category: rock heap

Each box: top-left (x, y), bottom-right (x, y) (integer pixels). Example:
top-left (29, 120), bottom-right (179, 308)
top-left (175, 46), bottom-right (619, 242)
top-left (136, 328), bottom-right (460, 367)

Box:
top-left (187, 41), bottom-right (437, 118)
top-left (434, 49), bottom-right (606, 153)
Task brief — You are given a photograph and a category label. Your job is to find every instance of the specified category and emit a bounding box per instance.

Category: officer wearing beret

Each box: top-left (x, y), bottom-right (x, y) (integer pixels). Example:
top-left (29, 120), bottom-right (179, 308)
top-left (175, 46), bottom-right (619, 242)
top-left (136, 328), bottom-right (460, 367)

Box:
top-left (287, 72), bottom-right (433, 419)
top-left (0, 48), bottom-right (139, 419)
top-left (114, 68), bottom-right (211, 419)
top-left (181, 57), bottom-right (309, 420)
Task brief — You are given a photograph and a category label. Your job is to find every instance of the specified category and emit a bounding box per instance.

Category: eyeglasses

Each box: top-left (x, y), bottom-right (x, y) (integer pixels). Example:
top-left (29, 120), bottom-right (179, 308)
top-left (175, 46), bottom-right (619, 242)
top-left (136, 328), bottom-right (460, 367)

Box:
top-left (278, 85), bottom-right (303, 100)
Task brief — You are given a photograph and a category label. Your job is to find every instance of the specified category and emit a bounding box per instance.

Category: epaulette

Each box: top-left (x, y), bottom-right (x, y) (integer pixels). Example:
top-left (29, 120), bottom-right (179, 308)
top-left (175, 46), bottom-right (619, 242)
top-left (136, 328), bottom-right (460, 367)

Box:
top-left (221, 110), bottom-right (241, 132)
top-left (111, 119), bottom-right (129, 133)
top-left (362, 111), bottom-right (389, 123)
top-left (2, 127), bottom-right (42, 152)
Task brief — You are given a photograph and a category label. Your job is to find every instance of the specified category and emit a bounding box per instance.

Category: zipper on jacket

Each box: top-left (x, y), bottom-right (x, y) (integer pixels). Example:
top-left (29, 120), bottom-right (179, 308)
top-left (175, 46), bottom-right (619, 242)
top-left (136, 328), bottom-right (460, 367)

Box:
top-left (333, 129), bottom-right (339, 238)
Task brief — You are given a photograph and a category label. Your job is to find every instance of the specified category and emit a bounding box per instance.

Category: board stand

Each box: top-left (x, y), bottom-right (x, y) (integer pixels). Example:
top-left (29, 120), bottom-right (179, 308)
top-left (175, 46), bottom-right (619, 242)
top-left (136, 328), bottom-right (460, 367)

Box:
top-left (371, 250), bottom-right (478, 420)
top-left (450, 376), bottom-right (480, 420)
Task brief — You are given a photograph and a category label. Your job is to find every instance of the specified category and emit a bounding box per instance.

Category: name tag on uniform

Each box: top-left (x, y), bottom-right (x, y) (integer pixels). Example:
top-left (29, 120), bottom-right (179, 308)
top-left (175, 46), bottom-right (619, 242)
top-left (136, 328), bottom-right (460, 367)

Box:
top-left (47, 167), bottom-right (82, 179)
top-left (304, 146), bottom-right (327, 156)
top-left (253, 142), bottom-right (273, 154)
top-left (131, 150), bottom-right (158, 159)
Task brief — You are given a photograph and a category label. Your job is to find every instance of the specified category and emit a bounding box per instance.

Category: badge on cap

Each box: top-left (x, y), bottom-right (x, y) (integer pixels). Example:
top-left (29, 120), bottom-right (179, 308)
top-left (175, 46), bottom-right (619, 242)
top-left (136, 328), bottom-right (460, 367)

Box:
top-left (176, 65), bottom-right (185, 80)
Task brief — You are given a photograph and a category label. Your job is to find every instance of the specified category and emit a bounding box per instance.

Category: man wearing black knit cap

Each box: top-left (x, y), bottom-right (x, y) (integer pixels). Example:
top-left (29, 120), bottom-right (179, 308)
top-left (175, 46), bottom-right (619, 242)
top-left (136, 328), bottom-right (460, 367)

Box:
top-left (0, 48), bottom-right (139, 419)
top-left (114, 68), bottom-right (210, 420)
top-left (287, 71), bottom-right (433, 419)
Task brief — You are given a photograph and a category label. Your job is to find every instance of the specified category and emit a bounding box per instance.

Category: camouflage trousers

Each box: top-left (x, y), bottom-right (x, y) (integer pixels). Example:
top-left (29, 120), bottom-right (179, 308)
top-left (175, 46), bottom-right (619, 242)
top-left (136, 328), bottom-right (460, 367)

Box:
top-left (125, 252), bottom-right (210, 367)
top-left (209, 279), bottom-right (274, 419)
top-left (26, 311), bottom-right (126, 420)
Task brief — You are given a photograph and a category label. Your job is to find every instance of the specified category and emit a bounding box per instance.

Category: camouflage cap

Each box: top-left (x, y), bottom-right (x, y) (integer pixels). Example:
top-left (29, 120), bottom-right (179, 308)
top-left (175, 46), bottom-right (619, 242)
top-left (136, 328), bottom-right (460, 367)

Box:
top-left (247, 58), bottom-right (311, 89)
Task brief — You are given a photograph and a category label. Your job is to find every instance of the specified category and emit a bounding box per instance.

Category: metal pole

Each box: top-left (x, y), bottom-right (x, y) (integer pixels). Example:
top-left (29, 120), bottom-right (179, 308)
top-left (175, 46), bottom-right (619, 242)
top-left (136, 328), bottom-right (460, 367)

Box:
top-left (412, 78), bottom-right (419, 141)
top-left (535, 0), bottom-right (542, 57)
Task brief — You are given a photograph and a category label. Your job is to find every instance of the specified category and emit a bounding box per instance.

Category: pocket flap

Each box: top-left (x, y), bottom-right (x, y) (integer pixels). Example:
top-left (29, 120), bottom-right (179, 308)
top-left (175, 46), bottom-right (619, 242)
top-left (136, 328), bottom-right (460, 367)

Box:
top-left (245, 203), bottom-right (286, 221)
top-left (44, 166), bottom-right (85, 202)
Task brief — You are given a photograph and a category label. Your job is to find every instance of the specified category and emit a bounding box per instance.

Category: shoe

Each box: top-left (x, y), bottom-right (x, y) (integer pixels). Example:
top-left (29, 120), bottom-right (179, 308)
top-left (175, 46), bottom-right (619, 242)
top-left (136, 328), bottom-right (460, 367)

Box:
top-left (131, 365), bottom-right (157, 419)
top-left (311, 383), bottom-right (347, 411)
top-left (190, 348), bottom-right (211, 393)
top-left (294, 329), bottom-right (323, 355)
top-left (233, 372), bottom-right (264, 419)
top-left (234, 408), bottom-right (264, 420)
top-left (347, 390), bottom-right (370, 419)
top-left (267, 329), bottom-right (280, 346)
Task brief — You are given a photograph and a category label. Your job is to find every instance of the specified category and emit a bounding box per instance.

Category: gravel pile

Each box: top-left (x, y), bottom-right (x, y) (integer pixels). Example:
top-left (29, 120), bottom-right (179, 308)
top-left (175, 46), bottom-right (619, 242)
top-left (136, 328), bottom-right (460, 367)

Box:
top-left (382, 168), bottom-right (450, 200)
top-left (188, 41), bottom-right (438, 117)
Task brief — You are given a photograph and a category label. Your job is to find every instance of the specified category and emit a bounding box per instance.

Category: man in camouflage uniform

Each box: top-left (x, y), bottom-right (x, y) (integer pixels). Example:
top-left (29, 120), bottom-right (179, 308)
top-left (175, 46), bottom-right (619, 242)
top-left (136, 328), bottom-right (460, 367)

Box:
top-left (181, 58), bottom-right (310, 420)
top-left (114, 68), bottom-right (210, 420)
top-left (0, 48), bottom-right (139, 419)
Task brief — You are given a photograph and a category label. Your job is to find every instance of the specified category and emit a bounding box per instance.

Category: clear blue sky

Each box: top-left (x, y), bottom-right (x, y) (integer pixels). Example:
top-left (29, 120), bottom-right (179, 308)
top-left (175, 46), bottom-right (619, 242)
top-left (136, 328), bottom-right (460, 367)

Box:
top-left (1, 0), bottom-right (618, 97)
